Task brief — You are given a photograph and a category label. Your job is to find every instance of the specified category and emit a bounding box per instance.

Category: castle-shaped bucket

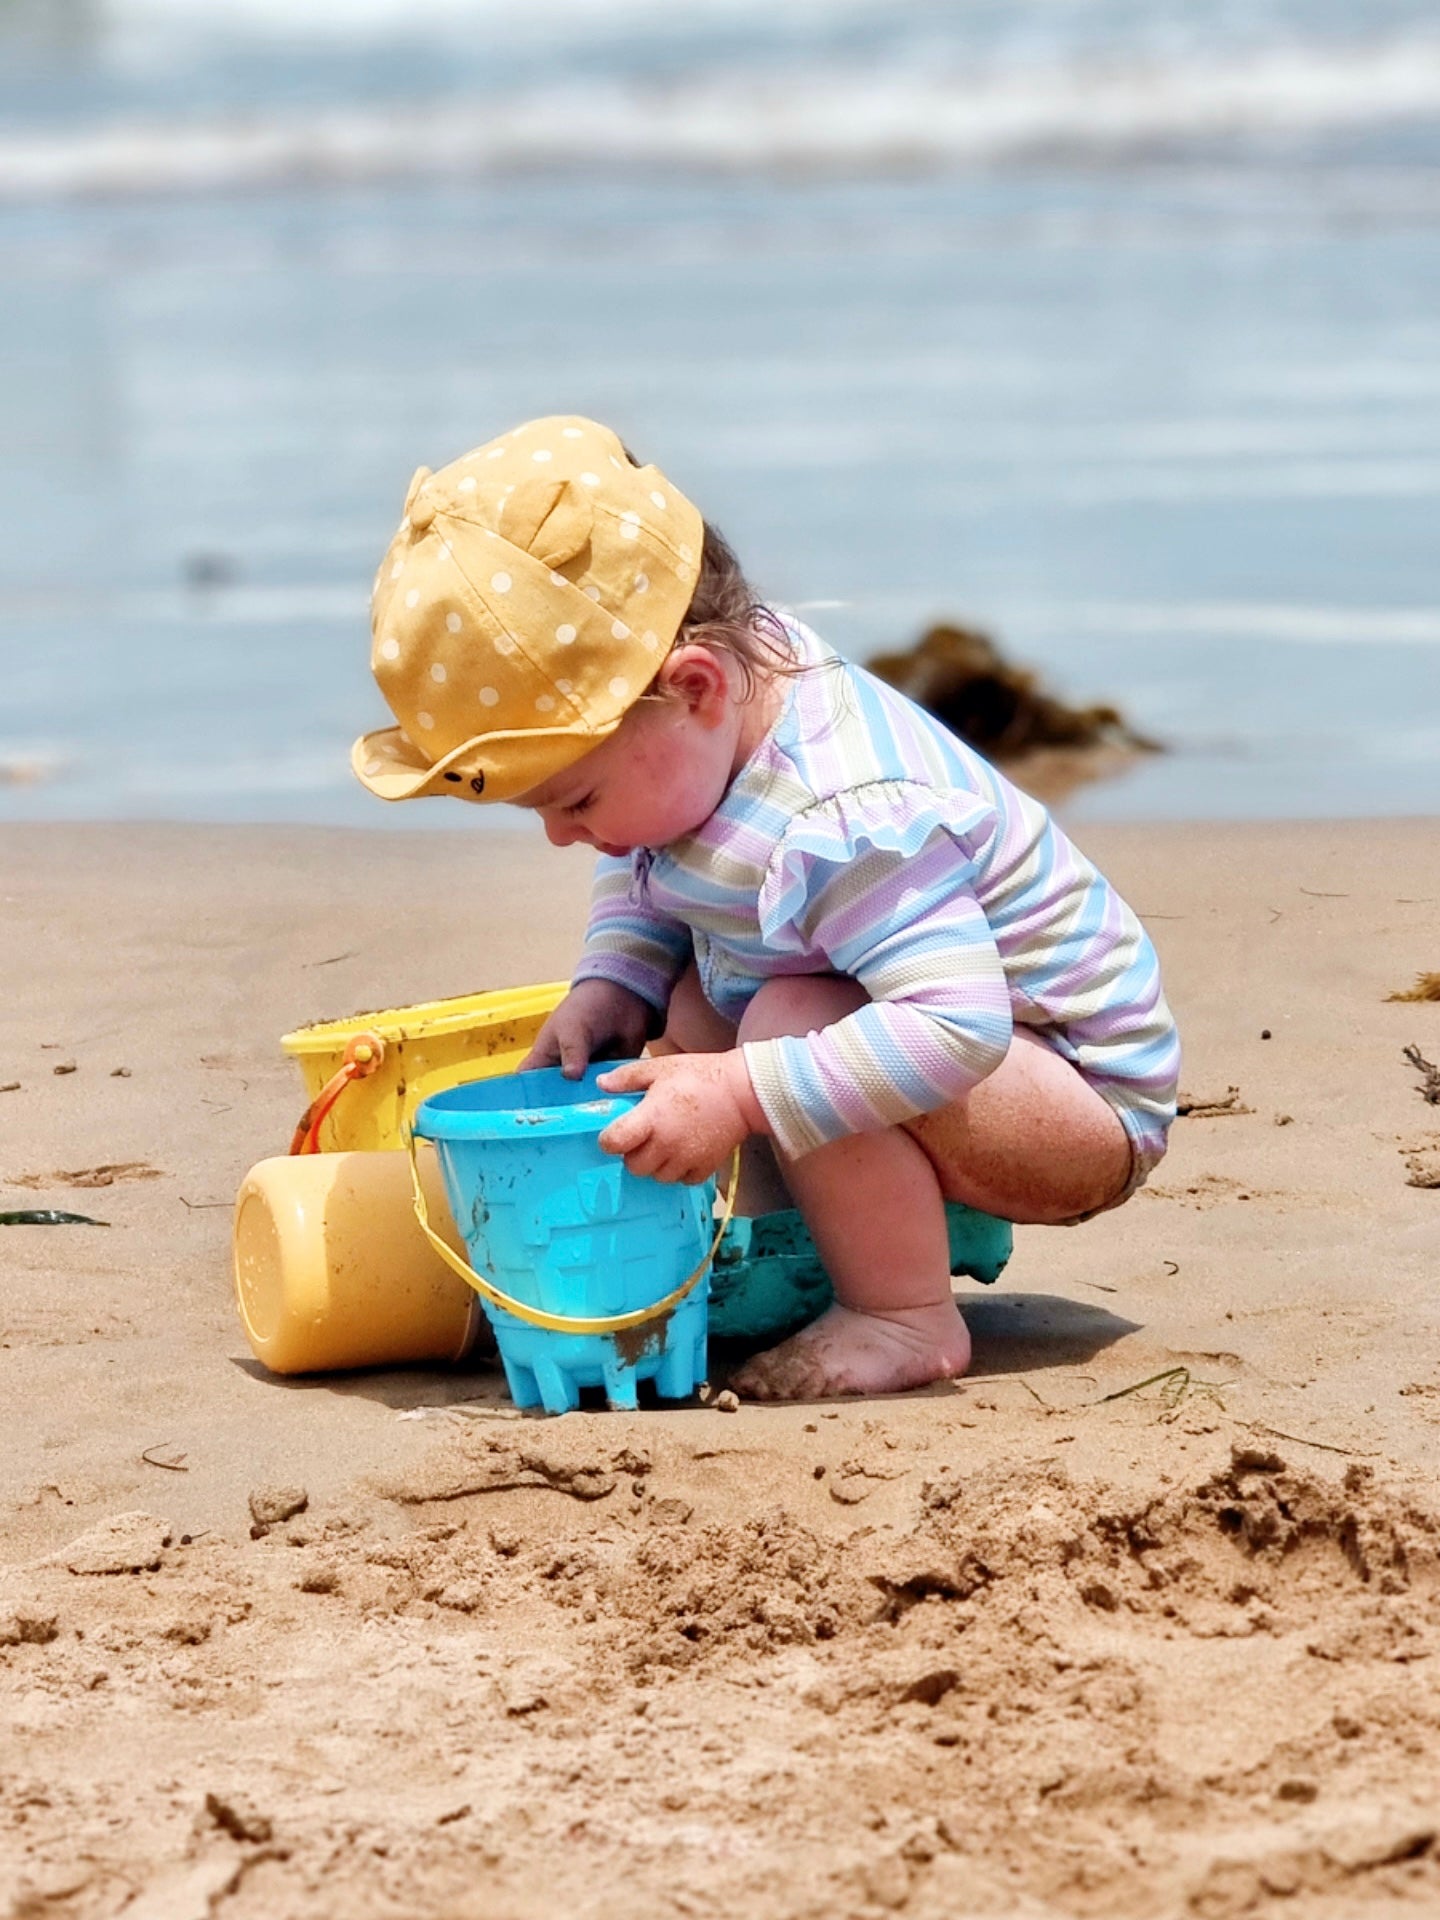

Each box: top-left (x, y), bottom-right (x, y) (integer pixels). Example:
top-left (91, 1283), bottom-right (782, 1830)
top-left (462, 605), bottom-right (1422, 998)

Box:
top-left (412, 1064), bottom-right (714, 1415)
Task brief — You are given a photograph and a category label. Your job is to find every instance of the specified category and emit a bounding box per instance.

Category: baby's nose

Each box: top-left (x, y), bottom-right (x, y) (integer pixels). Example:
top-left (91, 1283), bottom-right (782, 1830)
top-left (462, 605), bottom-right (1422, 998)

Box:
top-left (543, 814), bottom-right (588, 849)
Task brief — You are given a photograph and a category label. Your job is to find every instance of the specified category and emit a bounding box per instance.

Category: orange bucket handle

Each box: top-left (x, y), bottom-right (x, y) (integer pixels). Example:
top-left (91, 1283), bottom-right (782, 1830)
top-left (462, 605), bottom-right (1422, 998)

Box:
top-left (288, 1031), bottom-right (387, 1155)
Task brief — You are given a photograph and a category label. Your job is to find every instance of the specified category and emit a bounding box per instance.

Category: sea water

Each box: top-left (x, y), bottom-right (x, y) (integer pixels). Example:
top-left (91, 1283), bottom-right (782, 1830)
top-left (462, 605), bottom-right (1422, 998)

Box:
top-left (1, 0), bottom-right (1437, 825)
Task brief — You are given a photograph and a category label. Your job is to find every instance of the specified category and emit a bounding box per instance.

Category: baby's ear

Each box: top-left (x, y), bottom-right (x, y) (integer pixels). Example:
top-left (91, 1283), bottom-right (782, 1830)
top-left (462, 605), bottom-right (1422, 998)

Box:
top-left (657, 645), bottom-right (730, 718)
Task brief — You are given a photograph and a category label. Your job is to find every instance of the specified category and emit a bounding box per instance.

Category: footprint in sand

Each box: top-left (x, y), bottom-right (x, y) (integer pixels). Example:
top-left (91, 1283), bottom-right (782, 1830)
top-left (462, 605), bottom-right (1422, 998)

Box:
top-left (1398, 1134), bottom-right (1440, 1189)
top-left (9, 1162), bottom-right (165, 1190)
top-left (1142, 1173), bottom-right (1274, 1209)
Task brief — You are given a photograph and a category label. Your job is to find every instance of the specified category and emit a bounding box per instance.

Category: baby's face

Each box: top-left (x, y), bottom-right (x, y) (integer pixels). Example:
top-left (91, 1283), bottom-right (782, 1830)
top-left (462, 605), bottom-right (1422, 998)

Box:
top-left (514, 680), bottom-right (738, 857)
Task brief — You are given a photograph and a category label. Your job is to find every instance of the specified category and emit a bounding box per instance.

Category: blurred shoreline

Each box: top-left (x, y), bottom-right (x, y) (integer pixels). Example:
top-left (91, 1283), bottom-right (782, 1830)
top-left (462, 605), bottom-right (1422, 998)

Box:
top-left (7, 29), bottom-right (1440, 203)
top-left (1, 0), bottom-right (1436, 828)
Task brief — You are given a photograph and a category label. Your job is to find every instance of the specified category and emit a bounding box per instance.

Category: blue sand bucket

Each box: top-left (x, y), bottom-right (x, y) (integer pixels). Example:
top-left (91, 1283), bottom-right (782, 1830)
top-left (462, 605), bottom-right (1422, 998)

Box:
top-left (708, 1202), bottom-right (1014, 1343)
top-left (413, 1064), bottom-right (713, 1415)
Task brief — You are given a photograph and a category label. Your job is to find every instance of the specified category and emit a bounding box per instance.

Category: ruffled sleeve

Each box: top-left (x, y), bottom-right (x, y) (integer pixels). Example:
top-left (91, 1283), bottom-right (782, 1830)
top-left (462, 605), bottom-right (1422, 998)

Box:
top-left (741, 783), bottom-right (1013, 1158)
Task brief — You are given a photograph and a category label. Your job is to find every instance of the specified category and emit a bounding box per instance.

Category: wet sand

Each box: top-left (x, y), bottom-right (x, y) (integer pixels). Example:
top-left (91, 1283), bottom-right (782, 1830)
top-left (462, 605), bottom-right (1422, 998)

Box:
top-left (2, 818), bottom-right (1439, 1919)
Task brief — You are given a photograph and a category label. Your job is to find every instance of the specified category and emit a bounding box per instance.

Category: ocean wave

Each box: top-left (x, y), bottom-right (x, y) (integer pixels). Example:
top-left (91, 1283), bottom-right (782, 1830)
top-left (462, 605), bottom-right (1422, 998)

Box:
top-left (102, 0), bottom-right (814, 41)
top-left (5, 33), bottom-right (1440, 199)
top-left (1, 585), bottom-right (367, 624)
top-left (1007, 601), bottom-right (1440, 646)
top-left (8, 583), bottom-right (1438, 652)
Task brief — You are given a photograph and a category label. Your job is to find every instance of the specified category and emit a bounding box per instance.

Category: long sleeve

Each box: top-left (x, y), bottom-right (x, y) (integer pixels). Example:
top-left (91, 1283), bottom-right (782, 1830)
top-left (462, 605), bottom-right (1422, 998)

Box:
top-left (740, 787), bottom-right (1013, 1158)
top-left (571, 853), bottom-right (693, 1013)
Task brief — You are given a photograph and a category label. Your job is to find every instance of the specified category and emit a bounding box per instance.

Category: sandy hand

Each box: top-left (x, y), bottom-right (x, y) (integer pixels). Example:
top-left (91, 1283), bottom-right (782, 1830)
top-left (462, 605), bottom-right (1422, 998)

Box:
top-left (731, 1301), bottom-right (972, 1401)
top-left (597, 1051), bottom-right (765, 1185)
top-left (516, 978), bottom-right (654, 1078)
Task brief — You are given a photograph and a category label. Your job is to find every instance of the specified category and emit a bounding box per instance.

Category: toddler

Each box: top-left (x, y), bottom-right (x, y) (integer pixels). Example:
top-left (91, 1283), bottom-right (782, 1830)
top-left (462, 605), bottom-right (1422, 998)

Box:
top-left (353, 416), bottom-right (1180, 1401)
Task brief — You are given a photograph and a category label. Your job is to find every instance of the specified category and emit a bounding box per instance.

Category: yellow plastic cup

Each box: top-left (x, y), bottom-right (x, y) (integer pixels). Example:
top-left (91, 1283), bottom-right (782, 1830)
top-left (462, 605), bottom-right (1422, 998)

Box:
top-left (233, 1147), bottom-right (485, 1374)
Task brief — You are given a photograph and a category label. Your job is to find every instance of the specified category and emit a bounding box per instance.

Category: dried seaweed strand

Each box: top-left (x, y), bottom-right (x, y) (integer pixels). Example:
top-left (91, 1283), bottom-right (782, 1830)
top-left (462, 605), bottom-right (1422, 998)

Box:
top-left (1386, 971), bottom-right (1440, 1004)
top-left (0, 1208), bottom-right (109, 1226)
top-left (1244, 1421), bottom-right (1379, 1459)
top-left (1095, 1365), bottom-right (1234, 1415)
top-left (1402, 1044), bottom-right (1440, 1105)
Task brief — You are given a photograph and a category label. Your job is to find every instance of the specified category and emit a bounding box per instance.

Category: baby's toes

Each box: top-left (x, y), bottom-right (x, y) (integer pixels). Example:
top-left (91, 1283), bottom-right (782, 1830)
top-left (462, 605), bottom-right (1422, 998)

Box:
top-left (730, 1334), bottom-right (832, 1402)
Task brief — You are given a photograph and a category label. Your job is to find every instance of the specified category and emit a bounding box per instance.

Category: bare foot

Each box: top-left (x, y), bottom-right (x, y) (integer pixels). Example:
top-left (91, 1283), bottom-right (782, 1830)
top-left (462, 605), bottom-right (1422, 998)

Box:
top-left (730, 1300), bottom-right (972, 1402)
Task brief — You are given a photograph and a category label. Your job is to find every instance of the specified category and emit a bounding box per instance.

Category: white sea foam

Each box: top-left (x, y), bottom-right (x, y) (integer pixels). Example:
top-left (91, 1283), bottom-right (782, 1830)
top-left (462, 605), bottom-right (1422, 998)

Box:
top-left (8, 582), bottom-right (1439, 652)
top-left (1008, 601), bottom-right (1440, 646)
top-left (1034, 457), bottom-right (1440, 507)
top-left (110, 748), bottom-right (359, 796)
top-left (5, 32), bottom-right (1440, 199)
top-left (1, 585), bottom-right (367, 624)
top-left (102, 0), bottom-right (819, 39)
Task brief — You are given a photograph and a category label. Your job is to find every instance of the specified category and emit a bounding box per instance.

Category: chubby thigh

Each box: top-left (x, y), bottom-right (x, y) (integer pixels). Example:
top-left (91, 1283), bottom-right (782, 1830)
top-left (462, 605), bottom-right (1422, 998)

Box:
top-left (901, 1024), bottom-right (1133, 1224)
top-left (659, 962), bottom-right (1134, 1227)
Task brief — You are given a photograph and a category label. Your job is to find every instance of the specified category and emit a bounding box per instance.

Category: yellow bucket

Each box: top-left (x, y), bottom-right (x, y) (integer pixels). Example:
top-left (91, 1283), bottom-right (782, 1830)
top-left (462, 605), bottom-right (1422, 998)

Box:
top-left (281, 982), bottom-right (568, 1154)
top-left (235, 983), bottom-right (570, 1375)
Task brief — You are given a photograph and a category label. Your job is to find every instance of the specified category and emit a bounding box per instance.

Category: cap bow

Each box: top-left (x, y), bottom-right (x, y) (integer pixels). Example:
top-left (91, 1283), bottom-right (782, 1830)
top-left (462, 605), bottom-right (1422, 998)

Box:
top-left (500, 475), bottom-right (594, 570)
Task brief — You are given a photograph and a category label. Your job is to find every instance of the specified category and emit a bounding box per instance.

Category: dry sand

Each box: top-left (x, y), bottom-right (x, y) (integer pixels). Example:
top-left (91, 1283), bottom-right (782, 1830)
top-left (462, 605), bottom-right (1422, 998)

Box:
top-left (2, 817), bottom-right (1439, 1920)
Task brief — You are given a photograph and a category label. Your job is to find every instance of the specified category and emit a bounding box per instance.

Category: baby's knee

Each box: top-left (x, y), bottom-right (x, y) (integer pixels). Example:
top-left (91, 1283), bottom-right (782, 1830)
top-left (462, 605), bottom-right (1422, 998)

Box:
top-left (658, 963), bottom-right (737, 1056)
top-left (738, 972), bottom-right (868, 1044)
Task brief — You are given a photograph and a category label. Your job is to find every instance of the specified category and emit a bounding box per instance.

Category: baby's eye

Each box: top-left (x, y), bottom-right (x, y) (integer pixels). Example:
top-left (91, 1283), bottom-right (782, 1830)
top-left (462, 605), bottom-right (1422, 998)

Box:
top-left (567, 793), bottom-right (596, 816)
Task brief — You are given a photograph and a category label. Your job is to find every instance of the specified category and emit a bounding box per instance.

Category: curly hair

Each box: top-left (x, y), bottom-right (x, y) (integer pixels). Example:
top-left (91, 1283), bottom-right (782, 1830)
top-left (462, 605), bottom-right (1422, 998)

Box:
top-left (665, 520), bottom-right (795, 696)
top-left (618, 438), bottom-right (794, 698)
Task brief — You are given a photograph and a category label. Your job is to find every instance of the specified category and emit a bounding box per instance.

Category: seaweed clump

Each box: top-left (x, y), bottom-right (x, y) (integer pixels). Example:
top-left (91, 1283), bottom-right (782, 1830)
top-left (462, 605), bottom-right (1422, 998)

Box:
top-left (868, 623), bottom-right (1158, 793)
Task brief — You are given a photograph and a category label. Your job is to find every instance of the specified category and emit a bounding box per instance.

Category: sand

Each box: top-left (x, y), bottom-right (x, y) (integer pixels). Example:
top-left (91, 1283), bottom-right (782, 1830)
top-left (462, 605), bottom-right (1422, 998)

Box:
top-left (2, 817), bottom-right (1439, 1920)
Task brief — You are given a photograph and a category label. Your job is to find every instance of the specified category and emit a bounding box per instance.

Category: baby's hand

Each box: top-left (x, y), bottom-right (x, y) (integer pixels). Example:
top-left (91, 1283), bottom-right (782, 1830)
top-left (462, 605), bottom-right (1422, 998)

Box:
top-left (596, 1052), bottom-right (766, 1185)
top-left (517, 979), bottom-right (653, 1078)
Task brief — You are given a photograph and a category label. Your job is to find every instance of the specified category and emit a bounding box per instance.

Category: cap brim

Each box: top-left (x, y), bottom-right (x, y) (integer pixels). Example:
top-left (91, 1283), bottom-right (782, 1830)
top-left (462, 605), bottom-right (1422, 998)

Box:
top-left (350, 718), bottom-right (620, 804)
top-left (350, 726), bottom-right (466, 800)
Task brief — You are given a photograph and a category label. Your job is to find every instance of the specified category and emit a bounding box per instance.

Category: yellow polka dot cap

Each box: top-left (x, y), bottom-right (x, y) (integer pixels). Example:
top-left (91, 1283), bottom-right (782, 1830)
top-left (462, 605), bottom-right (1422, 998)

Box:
top-left (352, 415), bottom-right (705, 804)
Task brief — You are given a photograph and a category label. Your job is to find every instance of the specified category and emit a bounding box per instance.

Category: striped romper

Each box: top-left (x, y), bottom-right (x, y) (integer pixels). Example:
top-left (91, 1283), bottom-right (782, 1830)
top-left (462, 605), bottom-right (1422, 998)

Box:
top-left (573, 615), bottom-right (1180, 1208)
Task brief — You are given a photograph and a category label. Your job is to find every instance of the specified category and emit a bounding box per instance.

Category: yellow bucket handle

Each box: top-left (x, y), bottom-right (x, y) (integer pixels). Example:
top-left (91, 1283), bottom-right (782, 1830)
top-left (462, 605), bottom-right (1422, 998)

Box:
top-left (406, 1130), bottom-right (738, 1337)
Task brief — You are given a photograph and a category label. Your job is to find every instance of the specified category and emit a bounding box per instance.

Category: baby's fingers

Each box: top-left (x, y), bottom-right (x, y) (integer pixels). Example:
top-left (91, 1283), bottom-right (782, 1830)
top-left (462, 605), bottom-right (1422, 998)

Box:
top-left (517, 1027), bottom-right (562, 1073)
top-left (518, 1008), bottom-right (588, 1075)
top-left (532, 1011), bottom-right (595, 1079)
top-left (595, 1059), bottom-right (657, 1096)
top-left (555, 1026), bottom-right (593, 1078)
top-left (598, 1105), bottom-right (649, 1158)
